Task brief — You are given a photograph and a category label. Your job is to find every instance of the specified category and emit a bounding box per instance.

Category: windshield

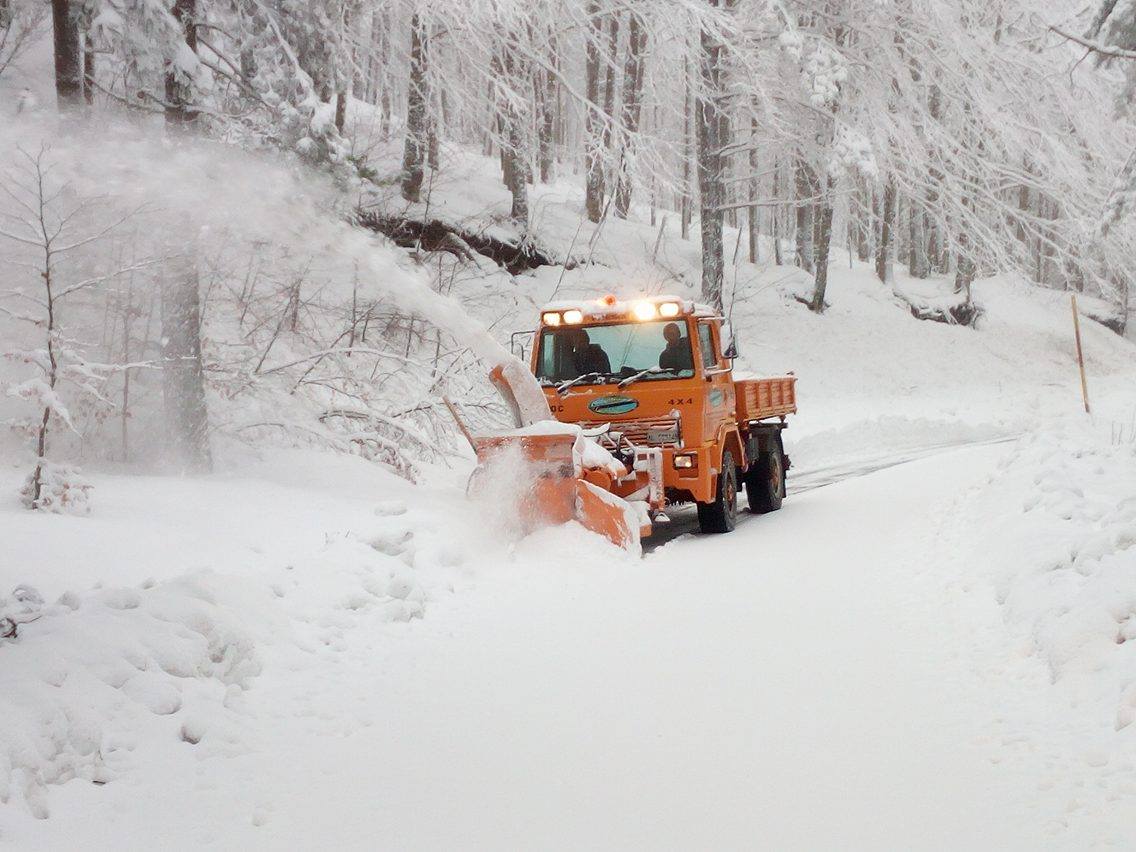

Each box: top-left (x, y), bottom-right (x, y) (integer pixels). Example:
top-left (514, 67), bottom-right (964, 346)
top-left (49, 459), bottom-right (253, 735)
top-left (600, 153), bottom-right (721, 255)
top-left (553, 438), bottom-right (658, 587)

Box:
top-left (535, 320), bottom-right (695, 384)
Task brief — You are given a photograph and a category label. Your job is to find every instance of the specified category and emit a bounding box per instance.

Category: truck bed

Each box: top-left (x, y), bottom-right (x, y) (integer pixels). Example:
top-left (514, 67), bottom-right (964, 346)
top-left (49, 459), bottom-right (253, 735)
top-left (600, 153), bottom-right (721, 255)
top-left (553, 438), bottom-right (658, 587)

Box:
top-left (734, 376), bottom-right (797, 422)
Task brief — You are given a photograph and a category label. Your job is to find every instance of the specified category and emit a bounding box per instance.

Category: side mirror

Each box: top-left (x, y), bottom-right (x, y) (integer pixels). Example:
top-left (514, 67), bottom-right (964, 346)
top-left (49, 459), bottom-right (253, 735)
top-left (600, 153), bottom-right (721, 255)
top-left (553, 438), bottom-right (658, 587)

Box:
top-left (721, 321), bottom-right (738, 359)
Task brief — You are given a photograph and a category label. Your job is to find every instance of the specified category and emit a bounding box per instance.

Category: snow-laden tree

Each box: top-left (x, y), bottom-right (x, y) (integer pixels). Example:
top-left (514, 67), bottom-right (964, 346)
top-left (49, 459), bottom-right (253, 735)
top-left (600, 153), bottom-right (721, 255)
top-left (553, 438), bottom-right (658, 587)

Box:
top-left (0, 0), bottom-right (47, 83)
top-left (0, 145), bottom-right (156, 512)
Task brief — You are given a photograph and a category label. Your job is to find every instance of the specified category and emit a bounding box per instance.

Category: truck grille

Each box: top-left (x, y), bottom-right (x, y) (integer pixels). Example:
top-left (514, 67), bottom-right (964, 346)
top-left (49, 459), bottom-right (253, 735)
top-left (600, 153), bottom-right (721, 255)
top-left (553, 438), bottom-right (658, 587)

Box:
top-left (579, 415), bottom-right (681, 447)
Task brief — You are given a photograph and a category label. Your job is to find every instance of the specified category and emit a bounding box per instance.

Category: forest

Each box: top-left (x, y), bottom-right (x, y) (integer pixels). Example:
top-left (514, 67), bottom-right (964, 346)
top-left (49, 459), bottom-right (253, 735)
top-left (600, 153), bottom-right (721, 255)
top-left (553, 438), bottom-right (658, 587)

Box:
top-left (2, 0), bottom-right (1135, 492)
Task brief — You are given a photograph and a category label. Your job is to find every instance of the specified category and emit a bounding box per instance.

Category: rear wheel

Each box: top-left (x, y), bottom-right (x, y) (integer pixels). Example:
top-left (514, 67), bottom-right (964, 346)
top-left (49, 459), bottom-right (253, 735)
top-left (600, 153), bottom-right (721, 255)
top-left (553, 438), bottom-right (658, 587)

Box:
top-left (746, 442), bottom-right (785, 513)
top-left (697, 450), bottom-right (738, 534)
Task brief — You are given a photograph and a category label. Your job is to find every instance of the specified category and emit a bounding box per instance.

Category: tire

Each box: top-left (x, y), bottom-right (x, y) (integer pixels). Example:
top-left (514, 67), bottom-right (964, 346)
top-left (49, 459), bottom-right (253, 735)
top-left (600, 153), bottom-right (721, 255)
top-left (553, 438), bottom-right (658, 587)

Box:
top-left (746, 442), bottom-right (785, 514)
top-left (697, 450), bottom-right (739, 534)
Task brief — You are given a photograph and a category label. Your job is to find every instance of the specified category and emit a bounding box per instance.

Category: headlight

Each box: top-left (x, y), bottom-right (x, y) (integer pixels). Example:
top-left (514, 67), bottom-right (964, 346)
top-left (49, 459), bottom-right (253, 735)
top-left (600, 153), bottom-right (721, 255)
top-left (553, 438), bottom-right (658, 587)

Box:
top-left (673, 454), bottom-right (696, 469)
top-left (659, 302), bottom-right (681, 318)
top-left (542, 311), bottom-right (562, 326)
top-left (632, 301), bottom-right (657, 321)
top-left (562, 309), bottom-right (584, 324)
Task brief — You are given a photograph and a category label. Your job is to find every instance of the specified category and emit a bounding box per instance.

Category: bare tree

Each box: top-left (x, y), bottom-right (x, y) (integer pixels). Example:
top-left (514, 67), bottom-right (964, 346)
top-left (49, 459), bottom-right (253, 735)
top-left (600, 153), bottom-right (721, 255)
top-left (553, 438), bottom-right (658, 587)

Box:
top-left (0, 0), bottom-right (47, 82)
top-left (0, 147), bottom-right (152, 510)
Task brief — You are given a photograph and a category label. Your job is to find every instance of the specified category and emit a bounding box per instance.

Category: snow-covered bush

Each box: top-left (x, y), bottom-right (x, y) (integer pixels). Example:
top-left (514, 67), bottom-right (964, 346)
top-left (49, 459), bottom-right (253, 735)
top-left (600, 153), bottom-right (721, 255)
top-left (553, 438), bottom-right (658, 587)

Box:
top-left (19, 462), bottom-right (92, 515)
top-left (0, 585), bottom-right (44, 641)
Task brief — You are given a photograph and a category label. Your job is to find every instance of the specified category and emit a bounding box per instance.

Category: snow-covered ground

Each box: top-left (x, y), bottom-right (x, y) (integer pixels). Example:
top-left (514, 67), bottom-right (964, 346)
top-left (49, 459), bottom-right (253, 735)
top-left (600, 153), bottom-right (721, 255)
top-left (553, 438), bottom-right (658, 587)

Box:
top-left (3, 436), bottom-right (1134, 848)
top-left (3, 147), bottom-right (1136, 847)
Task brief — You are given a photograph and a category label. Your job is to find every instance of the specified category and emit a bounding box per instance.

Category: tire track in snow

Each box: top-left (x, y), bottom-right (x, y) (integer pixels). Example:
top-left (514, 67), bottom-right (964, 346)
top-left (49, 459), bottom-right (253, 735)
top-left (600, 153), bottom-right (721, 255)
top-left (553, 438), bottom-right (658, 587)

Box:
top-left (645, 434), bottom-right (1020, 552)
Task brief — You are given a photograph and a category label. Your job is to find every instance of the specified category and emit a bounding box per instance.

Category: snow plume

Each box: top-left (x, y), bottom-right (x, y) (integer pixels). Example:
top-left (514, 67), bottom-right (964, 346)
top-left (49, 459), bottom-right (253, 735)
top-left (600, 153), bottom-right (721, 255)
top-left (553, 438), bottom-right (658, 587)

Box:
top-left (466, 440), bottom-right (545, 542)
top-left (0, 117), bottom-right (535, 479)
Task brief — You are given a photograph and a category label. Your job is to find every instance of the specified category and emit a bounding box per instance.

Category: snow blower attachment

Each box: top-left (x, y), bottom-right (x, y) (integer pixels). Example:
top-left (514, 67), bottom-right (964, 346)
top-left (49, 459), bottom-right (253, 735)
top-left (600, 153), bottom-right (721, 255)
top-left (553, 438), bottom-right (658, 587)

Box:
top-left (453, 366), bottom-right (659, 551)
top-left (468, 430), bottom-right (652, 550)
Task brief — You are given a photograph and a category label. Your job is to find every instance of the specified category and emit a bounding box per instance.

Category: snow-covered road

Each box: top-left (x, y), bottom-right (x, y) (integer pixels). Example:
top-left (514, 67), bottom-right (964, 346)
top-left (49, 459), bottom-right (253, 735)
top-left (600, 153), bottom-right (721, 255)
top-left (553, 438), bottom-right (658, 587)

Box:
top-left (8, 443), bottom-right (1133, 850)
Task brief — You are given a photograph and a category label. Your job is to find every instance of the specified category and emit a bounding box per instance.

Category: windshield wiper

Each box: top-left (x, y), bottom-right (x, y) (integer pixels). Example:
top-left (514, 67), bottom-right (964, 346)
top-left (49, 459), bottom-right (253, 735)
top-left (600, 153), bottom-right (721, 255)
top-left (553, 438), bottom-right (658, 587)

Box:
top-left (556, 371), bottom-right (608, 395)
top-left (617, 367), bottom-right (679, 388)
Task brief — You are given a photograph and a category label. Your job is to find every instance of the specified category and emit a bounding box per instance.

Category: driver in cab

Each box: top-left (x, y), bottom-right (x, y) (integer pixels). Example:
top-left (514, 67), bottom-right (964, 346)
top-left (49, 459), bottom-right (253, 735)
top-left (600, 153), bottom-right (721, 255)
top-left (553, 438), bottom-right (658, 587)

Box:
top-left (570, 328), bottom-right (611, 376)
top-left (659, 322), bottom-right (692, 372)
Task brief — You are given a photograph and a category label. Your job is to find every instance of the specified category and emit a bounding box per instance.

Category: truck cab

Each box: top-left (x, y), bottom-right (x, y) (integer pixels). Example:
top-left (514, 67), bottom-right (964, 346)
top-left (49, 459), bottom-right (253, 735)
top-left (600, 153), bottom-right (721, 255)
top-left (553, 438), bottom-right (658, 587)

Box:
top-left (530, 295), bottom-right (795, 534)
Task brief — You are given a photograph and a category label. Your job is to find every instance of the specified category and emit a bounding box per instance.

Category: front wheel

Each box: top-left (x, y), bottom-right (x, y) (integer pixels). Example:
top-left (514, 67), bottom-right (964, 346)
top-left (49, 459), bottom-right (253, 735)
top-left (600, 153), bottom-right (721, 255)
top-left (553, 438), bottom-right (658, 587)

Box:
top-left (697, 450), bottom-right (738, 534)
top-left (746, 443), bottom-right (785, 514)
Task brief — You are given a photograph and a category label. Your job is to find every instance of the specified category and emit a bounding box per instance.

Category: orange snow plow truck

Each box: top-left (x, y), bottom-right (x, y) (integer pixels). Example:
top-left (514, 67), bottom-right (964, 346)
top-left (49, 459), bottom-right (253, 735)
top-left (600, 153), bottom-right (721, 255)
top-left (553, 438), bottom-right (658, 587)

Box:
top-left (469, 295), bottom-right (796, 550)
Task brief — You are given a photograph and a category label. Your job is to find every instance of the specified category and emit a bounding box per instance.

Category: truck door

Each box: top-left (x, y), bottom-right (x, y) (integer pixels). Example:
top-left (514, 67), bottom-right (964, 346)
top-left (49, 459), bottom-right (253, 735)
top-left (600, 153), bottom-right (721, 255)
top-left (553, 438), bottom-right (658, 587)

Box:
top-left (696, 320), bottom-right (735, 443)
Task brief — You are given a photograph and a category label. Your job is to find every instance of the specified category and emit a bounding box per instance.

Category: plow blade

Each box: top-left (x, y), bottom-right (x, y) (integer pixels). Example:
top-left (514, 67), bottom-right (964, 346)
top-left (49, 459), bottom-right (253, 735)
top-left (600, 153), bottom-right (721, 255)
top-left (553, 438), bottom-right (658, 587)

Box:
top-left (470, 431), bottom-right (644, 551)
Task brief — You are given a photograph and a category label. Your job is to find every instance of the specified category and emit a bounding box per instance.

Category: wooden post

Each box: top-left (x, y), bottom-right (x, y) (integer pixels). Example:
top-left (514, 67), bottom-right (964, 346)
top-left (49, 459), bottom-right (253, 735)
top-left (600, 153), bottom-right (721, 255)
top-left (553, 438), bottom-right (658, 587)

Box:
top-left (1071, 295), bottom-right (1091, 414)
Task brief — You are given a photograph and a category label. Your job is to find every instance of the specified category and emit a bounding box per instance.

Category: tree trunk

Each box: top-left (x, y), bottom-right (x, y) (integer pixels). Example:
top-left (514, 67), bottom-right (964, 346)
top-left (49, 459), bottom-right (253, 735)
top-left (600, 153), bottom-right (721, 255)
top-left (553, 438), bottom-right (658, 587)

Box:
top-left (400, 15), bottom-right (428, 202)
top-left (852, 181), bottom-right (869, 261)
top-left (746, 110), bottom-right (758, 263)
top-left (954, 230), bottom-right (975, 305)
top-left (164, 0), bottom-right (197, 125)
top-left (334, 5), bottom-right (351, 134)
top-left (427, 111), bottom-right (439, 170)
top-left (1016, 156), bottom-right (1030, 246)
top-left (614, 11), bottom-right (646, 218)
top-left (498, 43), bottom-right (530, 223)
top-left (537, 34), bottom-right (557, 183)
top-left (161, 259), bottom-right (212, 474)
top-left (908, 199), bottom-right (927, 278)
top-left (810, 179), bottom-right (835, 313)
top-left (794, 159), bottom-right (815, 273)
top-left (875, 175), bottom-right (896, 284)
top-left (680, 49), bottom-right (693, 240)
top-left (379, 11), bottom-right (392, 135)
top-left (772, 164), bottom-right (783, 266)
top-left (335, 90), bottom-right (347, 134)
top-left (51, 0), bottom-right (82, 109)
top-left (583, 0), bottom-right (605, 222)
top-left (696, 3), bottom-right (728, 312)
top-left (82, 30), bottom-right (94, 104)
top-left (601, 12), bottom-right (619, 156)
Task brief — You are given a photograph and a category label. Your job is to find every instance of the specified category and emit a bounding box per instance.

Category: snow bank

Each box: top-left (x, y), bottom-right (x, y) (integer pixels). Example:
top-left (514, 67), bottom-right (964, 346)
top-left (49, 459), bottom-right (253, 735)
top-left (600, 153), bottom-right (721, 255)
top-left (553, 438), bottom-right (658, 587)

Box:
top-left (953, 418), bottom-right (1136, 735)
top-left (0, 463), bottom-right (443, 822)
top-left (0, 573), bottom-right (264, 818)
